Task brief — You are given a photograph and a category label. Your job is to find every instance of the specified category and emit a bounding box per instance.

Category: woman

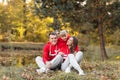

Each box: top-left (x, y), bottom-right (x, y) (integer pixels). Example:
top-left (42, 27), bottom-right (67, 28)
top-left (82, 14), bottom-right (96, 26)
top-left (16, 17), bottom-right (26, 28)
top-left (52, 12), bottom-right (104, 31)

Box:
top-left (61, 36), bottom-right (85, 75)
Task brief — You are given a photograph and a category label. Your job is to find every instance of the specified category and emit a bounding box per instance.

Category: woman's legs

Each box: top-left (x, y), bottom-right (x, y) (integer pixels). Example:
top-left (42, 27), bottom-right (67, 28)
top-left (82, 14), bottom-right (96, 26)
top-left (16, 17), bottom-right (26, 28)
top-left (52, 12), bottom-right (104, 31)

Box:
top-left (65, 51), bottom-right (83, 68)
top-left (66, 54), bottom-right (85, 75)
top-left (68, 54), bottom-right (81, 71)
top-left (75, 51), bottom-right (83, 64)
top-left (61, 54), bottom-right (80, 71)
top-left (63, 51), bottom-right (83, 73)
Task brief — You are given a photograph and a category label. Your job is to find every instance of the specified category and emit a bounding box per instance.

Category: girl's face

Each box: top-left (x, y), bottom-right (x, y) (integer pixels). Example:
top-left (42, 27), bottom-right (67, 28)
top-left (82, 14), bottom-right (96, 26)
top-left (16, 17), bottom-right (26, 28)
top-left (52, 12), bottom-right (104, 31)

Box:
top-left (67, 37), bottom-right (73, 46)
top-left (61, 34), bottom-right (68, 41)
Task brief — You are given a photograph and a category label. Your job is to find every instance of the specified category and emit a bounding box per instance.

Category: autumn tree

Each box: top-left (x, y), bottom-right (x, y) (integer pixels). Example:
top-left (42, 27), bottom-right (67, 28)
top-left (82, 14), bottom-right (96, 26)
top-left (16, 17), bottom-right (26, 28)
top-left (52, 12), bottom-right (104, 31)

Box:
top-left (0, 0), bottom-right (54, 42)
top-left (34, 0), bottom-right (120, 60)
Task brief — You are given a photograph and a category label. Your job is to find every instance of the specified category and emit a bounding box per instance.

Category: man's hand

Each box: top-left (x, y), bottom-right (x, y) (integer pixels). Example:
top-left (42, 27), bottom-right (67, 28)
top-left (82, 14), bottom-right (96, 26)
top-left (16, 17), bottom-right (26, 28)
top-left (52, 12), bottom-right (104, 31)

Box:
top-left (46, 61), bottom-right (52, 69)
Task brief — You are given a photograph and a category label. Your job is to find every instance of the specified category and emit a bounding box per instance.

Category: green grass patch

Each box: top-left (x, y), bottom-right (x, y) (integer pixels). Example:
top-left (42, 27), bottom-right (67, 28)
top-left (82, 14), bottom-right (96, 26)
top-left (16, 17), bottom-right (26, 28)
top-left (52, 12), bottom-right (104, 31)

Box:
top-left (0, 45), bottom-right (119, 80)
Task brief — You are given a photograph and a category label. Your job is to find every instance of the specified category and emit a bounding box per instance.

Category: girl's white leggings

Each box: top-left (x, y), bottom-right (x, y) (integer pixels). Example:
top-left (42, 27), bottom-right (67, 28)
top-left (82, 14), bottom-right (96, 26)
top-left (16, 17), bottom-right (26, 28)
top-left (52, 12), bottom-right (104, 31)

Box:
top-left (61, 51), bottom-right (83, 71)
top-left (35, 54), bottom-right (63, 69)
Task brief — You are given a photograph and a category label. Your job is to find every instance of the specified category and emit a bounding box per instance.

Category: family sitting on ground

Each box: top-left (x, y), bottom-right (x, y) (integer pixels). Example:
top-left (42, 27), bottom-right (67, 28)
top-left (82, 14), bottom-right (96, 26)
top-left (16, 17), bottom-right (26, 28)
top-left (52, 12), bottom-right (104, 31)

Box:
top-left (35, 30), bottom-right (85, 75)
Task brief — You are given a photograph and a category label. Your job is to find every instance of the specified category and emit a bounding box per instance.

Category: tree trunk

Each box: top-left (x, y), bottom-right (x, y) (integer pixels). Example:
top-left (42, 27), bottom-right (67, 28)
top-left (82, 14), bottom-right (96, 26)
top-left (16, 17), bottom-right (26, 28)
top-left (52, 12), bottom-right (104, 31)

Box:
top-left (97, 0), bottom-right (108, 60)
top-left (23, 0), bottom-right (27, 36)
top-left (98, 18), bottom-right (108, 60)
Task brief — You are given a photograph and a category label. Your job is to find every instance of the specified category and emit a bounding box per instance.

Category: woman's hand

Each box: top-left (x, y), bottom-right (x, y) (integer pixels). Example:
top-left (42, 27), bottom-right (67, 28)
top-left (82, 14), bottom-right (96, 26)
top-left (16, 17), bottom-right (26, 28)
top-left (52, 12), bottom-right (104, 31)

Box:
top-left (73, 52), bottom-right (77, 56)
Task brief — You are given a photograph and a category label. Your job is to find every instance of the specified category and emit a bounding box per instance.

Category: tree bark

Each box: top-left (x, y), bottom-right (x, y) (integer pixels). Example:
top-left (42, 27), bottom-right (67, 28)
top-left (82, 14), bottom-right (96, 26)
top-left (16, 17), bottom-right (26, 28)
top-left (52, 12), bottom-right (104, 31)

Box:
top-left (97, 0), bottom-right (108, 60)
top-left (23, 0), bottom-right (27, 36)
top-left (98, 18), bottom-right (108, 60)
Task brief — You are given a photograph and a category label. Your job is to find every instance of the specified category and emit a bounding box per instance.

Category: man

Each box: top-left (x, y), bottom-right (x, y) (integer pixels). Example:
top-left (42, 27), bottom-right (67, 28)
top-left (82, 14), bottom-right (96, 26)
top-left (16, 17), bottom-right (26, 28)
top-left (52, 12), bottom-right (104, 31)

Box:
top-left (35, 32), bottom-right (63, 74)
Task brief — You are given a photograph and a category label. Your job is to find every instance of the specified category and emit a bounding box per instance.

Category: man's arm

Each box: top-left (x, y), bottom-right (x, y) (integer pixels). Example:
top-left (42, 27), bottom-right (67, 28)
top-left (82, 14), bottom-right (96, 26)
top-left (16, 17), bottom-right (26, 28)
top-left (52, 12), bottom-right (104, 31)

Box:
top-left (43, 45), bottom-right (50, 64)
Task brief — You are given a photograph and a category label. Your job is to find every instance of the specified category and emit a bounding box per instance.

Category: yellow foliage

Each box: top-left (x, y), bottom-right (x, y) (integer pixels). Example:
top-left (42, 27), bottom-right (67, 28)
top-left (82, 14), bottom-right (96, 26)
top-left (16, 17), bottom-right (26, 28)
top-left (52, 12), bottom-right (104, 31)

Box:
top-left (61, 26), bottom-right (65, 29)
top-left (9, 6), bottom-right (13, 12)
top-left (49, 28), bottom-right (54, 32)
top-left (0, 35), bottom-right (3, 40)
top-left (16, 27), bottom-right (25, 39)
top-left (36, 18), bottom-right (41, 22)
top-left (75, 31), bottom-right (79, 35)
top-left (16, 57), bottom-right (23, 67)
top-left (116, 56), bottom-right (120, 60)
top-left (44, 17), bottom-right (53, 24)
top-left (65, 22), bottom-right (70, 26)
top-left (73, 31), bottom-right (79, 36)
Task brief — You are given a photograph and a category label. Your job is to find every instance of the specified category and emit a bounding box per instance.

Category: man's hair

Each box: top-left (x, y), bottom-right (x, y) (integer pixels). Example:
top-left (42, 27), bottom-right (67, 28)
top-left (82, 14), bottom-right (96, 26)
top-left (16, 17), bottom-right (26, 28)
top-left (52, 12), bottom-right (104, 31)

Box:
top-left (49, 32), bottom-right (57, 37)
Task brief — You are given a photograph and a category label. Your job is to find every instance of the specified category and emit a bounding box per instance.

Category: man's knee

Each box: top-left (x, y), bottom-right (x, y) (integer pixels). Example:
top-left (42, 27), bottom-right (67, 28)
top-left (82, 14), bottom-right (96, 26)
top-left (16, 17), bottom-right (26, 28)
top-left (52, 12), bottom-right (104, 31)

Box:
top-left (35, 56), bottom-right (41, 62)
top-left (56, 54), bottom-right (63, 59)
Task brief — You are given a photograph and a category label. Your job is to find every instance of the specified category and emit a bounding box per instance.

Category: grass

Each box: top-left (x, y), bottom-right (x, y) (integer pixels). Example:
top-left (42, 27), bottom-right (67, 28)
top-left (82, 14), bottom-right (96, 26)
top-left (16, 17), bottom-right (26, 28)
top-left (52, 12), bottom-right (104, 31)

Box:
top-left (0, 45), bottom-right (120, 80)
top-left (0, 60), bottom-right (119, 80)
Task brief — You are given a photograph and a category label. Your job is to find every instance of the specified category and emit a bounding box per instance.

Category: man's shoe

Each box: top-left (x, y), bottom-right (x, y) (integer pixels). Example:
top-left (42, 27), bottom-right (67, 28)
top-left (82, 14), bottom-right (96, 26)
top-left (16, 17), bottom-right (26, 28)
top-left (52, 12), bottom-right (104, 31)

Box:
top-left (45, 68), bottom-right (53, 73)
top-left (79, 70), bottom-right (85, 75)
top-left (36, 67), bottom-right (46, 74)
top-left (65, 67), bottom-right (71, 73)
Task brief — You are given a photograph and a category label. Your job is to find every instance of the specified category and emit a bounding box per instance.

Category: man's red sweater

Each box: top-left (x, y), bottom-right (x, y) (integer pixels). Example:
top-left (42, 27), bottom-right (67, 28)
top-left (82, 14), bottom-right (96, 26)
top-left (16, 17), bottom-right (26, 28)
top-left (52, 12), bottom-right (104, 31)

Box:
top-left (43, 42), bottom-right (60, 64)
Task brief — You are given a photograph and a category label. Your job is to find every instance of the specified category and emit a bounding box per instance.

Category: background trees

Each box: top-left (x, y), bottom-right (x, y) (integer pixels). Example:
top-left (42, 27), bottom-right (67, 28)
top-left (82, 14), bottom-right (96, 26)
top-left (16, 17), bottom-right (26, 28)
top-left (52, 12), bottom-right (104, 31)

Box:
top-left (0, 0), bottom-right (54, 42)
top-left (0, 0), bottom-right (120, 60)
top-left (34, 0), bottom-right (120, 60)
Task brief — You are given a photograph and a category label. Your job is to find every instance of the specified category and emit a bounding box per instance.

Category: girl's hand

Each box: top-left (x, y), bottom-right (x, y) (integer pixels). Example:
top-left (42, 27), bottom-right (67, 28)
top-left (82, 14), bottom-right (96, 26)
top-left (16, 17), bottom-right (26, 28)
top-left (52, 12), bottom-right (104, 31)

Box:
top-left (58, 52), bottom-right (64, 56)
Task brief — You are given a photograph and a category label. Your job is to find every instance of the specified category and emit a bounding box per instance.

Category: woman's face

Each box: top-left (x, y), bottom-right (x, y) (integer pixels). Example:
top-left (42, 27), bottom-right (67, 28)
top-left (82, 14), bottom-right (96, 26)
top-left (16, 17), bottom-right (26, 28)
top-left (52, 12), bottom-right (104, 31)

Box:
top-left (67, 37), bottom-right (73, 46)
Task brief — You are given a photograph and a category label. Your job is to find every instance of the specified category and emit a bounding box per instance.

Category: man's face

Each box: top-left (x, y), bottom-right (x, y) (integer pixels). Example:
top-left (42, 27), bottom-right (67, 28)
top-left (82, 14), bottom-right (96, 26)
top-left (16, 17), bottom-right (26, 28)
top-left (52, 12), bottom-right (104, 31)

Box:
top-left (49, 35), bottom-right (57, 45)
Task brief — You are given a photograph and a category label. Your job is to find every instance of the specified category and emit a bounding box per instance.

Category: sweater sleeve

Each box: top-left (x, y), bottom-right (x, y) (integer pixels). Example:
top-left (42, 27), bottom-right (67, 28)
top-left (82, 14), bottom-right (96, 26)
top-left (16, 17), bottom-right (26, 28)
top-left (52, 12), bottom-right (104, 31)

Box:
top-left (75, 45), bottom-right (79, 52)
top-left (43, 45), bottom-right (49, 64)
